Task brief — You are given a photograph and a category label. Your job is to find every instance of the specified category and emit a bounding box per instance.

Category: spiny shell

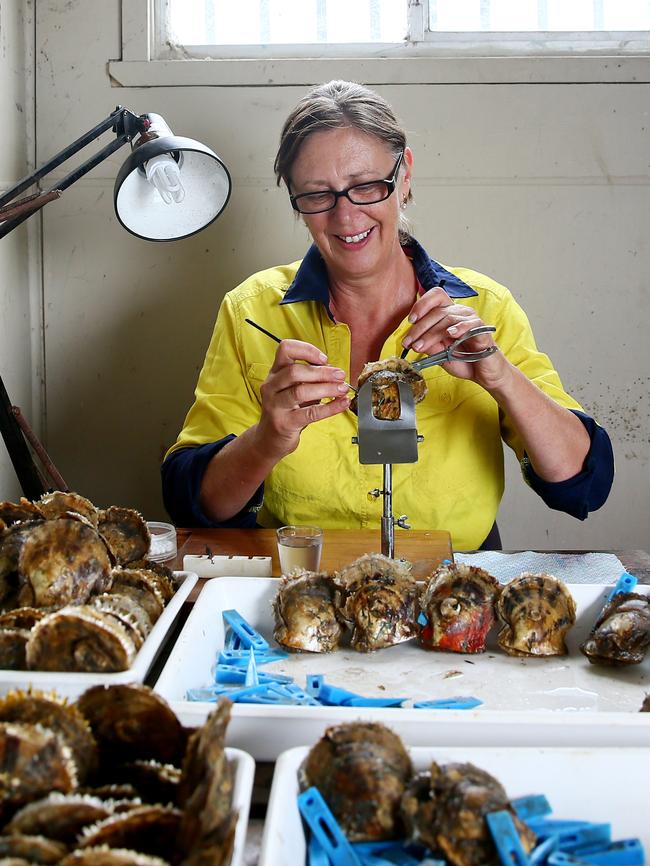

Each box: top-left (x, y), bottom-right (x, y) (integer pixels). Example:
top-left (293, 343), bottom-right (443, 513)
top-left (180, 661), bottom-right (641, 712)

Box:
top-left (0, 606), bottom-right (47, 630)
top-left (419, 562), bottom-right (500, 653)
top-left (25, 606), bottom-right (137, 673)
top-left (59, 847), bottom-right (173, 866)
top-left (0, 498), bottom-right (45, 526)
top-left (0, 835), bottom-right (67, 864)
top-left (4, 792), bottom-right (112, 843)
top-left (92, 593), bottom-right (153, 649)
top-left (273, 571), bottom-right (342, 653)
top-left (77, 805), bottom-right (183, 861)
top-left (37, 491), bottom-right (99, 527)
top-left (299, 721), bottom-right (413, 842)
top-left (580, 592), bottom-right (650, 666)
top-left (107, 570), bottom-right (165, 624)
top-left (352, 358), bottom-right (427, 418)
top-left (98, 508), bottom-right (150, 566)
top-left (0, 688), bottom-right (98, 782)
top-left (103, 760), bottom-right (181, 806)
top-left (496, 572), bottom-right (576, 657)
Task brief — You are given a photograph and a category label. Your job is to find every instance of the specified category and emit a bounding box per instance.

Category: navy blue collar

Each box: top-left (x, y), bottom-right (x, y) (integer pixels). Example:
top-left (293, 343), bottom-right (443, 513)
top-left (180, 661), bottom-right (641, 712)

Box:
top-left (280, 236), bottom-right (477, 314)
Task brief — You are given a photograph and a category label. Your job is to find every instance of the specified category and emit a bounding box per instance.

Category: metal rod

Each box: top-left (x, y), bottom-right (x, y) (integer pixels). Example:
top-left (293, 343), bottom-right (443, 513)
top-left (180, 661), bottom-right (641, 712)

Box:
top-left (12, 406), bottom-right (68, 492)
top-left (0, 374), bottom-right (47, 500)
top-left (381, 463), bottom-right (394, 558)
top-left (0, 190), bottom-right (62, 222)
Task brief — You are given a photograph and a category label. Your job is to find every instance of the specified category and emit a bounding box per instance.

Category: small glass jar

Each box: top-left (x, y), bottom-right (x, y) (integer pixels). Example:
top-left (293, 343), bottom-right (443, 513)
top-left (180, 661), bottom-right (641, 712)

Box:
top-left (146, 521), bottom-right (177, 563)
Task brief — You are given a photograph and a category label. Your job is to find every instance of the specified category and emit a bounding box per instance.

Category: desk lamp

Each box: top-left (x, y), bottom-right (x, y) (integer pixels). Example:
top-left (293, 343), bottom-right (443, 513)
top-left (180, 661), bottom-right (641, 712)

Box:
top-left (0, 106), bottom-right (232, 497)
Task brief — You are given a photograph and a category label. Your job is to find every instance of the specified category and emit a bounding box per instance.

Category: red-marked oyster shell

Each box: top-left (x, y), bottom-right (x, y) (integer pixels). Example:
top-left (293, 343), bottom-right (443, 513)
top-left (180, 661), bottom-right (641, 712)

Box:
top-left (496, 572), bottom-right (576, 657)
top-left (273, 571), bottom-right (342, 653)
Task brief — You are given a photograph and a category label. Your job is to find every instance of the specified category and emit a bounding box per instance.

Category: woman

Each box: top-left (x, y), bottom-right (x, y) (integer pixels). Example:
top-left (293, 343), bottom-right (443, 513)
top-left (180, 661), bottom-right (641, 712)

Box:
top-left (162, 80), bottom-right (613, 550)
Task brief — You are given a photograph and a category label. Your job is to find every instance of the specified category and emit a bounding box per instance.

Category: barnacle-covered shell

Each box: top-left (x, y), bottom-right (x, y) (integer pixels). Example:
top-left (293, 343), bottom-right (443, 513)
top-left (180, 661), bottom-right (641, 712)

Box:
top-left (0, 627), bottom-right (29, 669)
top-left (0, 498), bottom-right (45, 526)
top-left (273, 571), bottom-right (342, 653)
top-left (37, 491), bottom-right (99, 527)
top-left (59, 847), bottom-right (173, 866)
top-left (351, 358), bottom-right (428, 419)
top-left (300, 721), bottom-right (413, 842)
top-left (580, 592), bottom-right (650, 666)
top-left (0, 607), bottom-right (46, 630)
top-left (400, 771), bottom-right (438, 851)
top-left (422, 762), bottom-right (536, 866)
top-left (98, 508), bottom-right (150, 566)
top-left (25, 607), bottom-right (137, 672)
top-left (0, 835), bottom-right (67, 864)
top-left (77, 805), bottom-right (183, 861)
top-left (0, 722), bottom-right (77, 815)
top-left (107, 570), bottom-right (165, 624)
top-left (0, 689), bottom-right (98, 782)
top-left (419, 563), bottom-right (500, 653)
top-left (17, 518), bottom-right (112, 607)
top-left (496, 572), bottom-right (576, 657)
top-left (4, 792), bottom-right (112, 843)
top-left (333, 554), bottom-right (418, 651)
top-left (77, 685), bottom-right (186, 766)
top-left (177, 698), bottom-right (234, 863)
top-left (92, 594), bottom-right (153, 649)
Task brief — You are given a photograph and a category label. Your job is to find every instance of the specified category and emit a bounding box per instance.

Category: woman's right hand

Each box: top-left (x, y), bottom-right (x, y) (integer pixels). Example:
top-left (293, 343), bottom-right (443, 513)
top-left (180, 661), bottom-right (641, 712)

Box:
top-left (255, 339), bottom-right (351, 458)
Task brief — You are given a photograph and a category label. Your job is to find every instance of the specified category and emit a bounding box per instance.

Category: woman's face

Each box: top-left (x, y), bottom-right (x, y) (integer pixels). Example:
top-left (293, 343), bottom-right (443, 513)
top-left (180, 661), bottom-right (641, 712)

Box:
top-left (289, 126), bottom-right (413, 283)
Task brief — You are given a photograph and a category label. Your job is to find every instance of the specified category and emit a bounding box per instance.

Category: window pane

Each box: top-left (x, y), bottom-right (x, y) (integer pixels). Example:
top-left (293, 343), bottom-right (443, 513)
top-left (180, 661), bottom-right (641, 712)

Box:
top-left (429, 0), bottom-right (650, 31)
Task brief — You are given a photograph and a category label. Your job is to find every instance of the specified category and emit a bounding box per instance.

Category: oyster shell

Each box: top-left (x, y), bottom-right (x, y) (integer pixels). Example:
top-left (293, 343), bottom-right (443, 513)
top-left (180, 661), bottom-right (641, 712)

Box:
top-left (103, 761), bottom-right (181, 806)
top-left (496, 572), bottom-right (576, 657)
top-left (37, 491), bottom-right (99, 527)
top-left (0, 521), bottom-right (42, 610)
top-left (420, 761), bottom-right (536, 866)
top-left (77, 685), bottom-right (186, 766)
top-left (107, 570), bottom-right (165, 624)
top-left (299, 721), bottom-right (413, 842)
top-left (59, 847), bottom-right (173, 866)
top-left (0, 721), bottom-right (77, 817)
top-left (0, 835), bottom-right (67, 864)
top-left (273, 571), bottom-right (342, 653)
top-left (0, 689), bottom-right (98, 782)
top-left (333, 554), bottom-right (418, 651)
top-left (177, 698), bottom-right (234, 865)
top-left (17, 518), bottom-right (112, 608)
top-left (0, 627), bottom-right (29, 669)
top-left (98, 508), bottom-right (150, 566)
top-left (77, 805), bottom-right (183, 861)
top-left (580, 592), bottom-right (650, 666)
top-left (0, 607), bottom-right (46, 630)
top-left (92, 593), bottom-right (153, 649)
top-left (419, 563), bottom-right (500, 653)
top-left (351, 357), bottom-right (427, 419)
top-left (25, 606), bottom-right (137, 673)
top-left (0, 498), bottom-right (45, 526)
top-left (4, 792), bottom-right (112, 843)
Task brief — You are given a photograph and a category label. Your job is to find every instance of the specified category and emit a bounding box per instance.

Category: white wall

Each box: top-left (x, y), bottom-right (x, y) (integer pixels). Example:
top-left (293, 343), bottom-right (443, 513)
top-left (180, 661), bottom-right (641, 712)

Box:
top-left (0, 0), bottom-right (38, 503)
top-left (30, 1), bottom-right (650, 549)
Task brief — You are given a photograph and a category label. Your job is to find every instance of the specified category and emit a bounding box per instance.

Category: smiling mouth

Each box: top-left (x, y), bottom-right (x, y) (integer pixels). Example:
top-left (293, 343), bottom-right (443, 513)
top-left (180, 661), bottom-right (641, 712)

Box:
top-left (337, 227), bottom-right (372, 245)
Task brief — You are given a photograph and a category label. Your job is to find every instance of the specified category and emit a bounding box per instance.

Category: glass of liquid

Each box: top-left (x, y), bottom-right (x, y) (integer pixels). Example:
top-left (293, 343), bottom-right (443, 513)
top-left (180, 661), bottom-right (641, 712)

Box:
top-left (276, 525), bottom-right (323, 574)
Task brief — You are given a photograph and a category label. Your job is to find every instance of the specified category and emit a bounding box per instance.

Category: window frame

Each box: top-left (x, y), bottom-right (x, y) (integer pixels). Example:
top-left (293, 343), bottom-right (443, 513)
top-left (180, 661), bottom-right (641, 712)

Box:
top-left (109, 0), bottom-right (650, 87)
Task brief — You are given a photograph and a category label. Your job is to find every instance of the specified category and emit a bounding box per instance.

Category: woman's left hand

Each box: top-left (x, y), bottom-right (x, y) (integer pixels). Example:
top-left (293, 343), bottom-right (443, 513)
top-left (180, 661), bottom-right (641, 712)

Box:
top-left (402, 288), bottom-right (508, 390)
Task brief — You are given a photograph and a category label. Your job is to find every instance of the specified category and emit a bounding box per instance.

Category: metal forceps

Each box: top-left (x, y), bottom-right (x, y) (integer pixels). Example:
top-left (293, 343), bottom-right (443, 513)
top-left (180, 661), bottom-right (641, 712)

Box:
top-left (410, 325), bottom-right (498, 371)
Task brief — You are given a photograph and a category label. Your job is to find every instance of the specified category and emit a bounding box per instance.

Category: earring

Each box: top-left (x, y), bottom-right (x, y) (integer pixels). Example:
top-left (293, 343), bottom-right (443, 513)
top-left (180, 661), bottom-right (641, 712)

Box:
top-left (401, 196), bottom-right (408, 210)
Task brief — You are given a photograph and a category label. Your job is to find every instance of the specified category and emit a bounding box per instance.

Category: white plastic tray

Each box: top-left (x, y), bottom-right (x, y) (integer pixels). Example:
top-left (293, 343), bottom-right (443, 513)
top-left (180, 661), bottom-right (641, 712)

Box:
top-left (154, 577), bottom-right (650, 757)
top-left (225, 746), bottom-right (256, 866)
top-left (259, 744), bottom-right (650, 866)
top-left (0, 571), bottom-right (198, 700)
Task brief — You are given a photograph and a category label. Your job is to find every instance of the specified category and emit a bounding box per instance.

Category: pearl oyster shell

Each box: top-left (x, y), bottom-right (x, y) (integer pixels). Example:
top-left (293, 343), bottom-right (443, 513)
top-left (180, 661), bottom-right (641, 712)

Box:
top-left (77, 805), bottom-right (182, 860)
top-left (5, 792), bottom-right (112, 843)
top-left (419, 562), bottom-right (500, 653)
top-left (351, 357), bottom-right (427, 419)
top-left (580, 591), bottom-right (650, 666)
top-left (37, 492), bottom-right (99, 528)
top-left (59, 847), bottom-right (173, 866)
top-left (496, 572), bottom-right (576, 657)
top-left (98, 508), bottom-right (150, 566)
top-left (0, 835), bottom-right (67, 864)
top-left (273, 570), bottom-right (342, 653)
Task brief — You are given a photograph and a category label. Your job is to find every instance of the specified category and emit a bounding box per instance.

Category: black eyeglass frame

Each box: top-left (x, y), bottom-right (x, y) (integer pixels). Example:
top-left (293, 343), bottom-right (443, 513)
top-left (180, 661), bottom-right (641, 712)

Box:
top-left (289, 150), bottom-right (405, 215)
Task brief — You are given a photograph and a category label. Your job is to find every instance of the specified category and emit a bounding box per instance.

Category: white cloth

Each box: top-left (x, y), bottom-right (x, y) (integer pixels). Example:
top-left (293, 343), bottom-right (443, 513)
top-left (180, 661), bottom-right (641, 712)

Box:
top-left (454, 551), bottom-right (626, 585)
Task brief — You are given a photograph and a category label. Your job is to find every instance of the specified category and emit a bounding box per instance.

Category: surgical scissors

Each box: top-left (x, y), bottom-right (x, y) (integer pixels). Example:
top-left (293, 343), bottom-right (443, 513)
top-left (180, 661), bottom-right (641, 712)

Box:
top-left (410, 325), bottom-right (498, 371)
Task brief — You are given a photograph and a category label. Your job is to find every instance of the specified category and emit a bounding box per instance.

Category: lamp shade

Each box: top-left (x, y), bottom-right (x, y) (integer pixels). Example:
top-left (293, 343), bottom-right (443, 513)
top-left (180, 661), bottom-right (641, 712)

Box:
top-left (113, 135), bottom-right (231, 241)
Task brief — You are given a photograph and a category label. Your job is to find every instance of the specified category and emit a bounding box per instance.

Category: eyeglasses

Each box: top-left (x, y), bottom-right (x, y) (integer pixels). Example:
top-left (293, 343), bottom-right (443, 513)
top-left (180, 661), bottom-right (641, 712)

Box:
top-left (289, 151), bottom-right (404, 215)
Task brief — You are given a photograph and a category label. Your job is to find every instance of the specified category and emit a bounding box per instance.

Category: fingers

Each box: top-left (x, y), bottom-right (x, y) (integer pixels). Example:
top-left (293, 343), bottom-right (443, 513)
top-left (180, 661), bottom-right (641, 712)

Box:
top-left (403, 302), bottom-right (478, 354)
top-left (270, 338), bottom-right (329, 373)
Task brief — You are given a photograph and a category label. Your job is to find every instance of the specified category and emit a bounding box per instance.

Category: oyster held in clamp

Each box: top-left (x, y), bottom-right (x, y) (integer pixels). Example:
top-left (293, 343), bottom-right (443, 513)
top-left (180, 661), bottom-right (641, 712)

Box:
top-left (273, 571), bottom-right (342, 653)
top-left (25, 606), bottom-right (137, 673)
top-left (17, 518), bottom-right (113, 608)
top-left (580, 592), bottom-right (650, 666)
top-left (334, 553), bottom-right (418, 651)
top-left (496, 572), bottom-right (576, 657)
top-left (419, 562), bottom-right (500, 653)
top-left (300, 721), bottom-right (413, 842)
top-left (98, 508), bottom-right (150, 566)
top-left (351, 357), bottom-right (427, 420)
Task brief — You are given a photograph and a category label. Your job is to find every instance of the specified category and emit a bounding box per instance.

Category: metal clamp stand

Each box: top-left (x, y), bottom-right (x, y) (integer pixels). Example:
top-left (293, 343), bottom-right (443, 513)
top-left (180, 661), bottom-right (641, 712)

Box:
top-left (352, 379), bottom-right (423, 558)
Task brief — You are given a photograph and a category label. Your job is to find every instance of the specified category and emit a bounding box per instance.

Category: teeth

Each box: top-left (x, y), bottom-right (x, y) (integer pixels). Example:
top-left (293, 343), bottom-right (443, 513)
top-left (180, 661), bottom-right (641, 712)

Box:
top-left (341, 229), bottom-right (370, 244)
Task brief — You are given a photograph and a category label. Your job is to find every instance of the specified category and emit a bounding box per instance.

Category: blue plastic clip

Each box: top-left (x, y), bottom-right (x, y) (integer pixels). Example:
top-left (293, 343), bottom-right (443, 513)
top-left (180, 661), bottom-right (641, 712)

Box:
top-left (528, 821), bottom-right (591, 839)
top-left (345, 695), bottom-right (406, 708)
top-left (486, 811), bottom-right (531, 866)
top-left (222, 609), bottom-right (270, 652)
top-left (309, 834), bottom-right (332, 866)
top-left (186, 687), bottom-right (221, 702)
top-left (298, 787), bottom-right (362, 866)
top-left (417, 611), bottom-right (429, 626)
top-left (606, 572), bottom-right (638, 602)
top-left (563, 840), bottom-right (645, 866)
top-left (530, 836), bottom-right (560, 866)
top-left (245, 651), bottom-right (259, 686)
top-left (306, 674), bottom-right (325, 696)
top-left (413, 696), bottom-right (483, 710)
top-left (512, 795), bottom-right (553, 820)
top-left (218, 648), bottom-right (289, 667)
top-left (214, 665), bottom-right (293, 685)
top-left (553, 825), bottom-right (612, 853)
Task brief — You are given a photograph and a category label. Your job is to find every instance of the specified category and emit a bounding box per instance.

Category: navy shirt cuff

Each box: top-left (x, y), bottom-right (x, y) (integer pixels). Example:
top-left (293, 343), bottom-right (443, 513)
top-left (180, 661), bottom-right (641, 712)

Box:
top-left (522, 410), bottom-right (614, 520)
top-left (161, 436), bottom-right (264, 528)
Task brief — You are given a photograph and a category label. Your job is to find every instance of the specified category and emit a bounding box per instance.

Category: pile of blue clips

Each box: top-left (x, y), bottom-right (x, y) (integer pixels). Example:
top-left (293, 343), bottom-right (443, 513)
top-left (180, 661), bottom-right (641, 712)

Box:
top-left (298, 786), bottom-right (646, 866)
top-left (185, 609), bottom-right (483, 710)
